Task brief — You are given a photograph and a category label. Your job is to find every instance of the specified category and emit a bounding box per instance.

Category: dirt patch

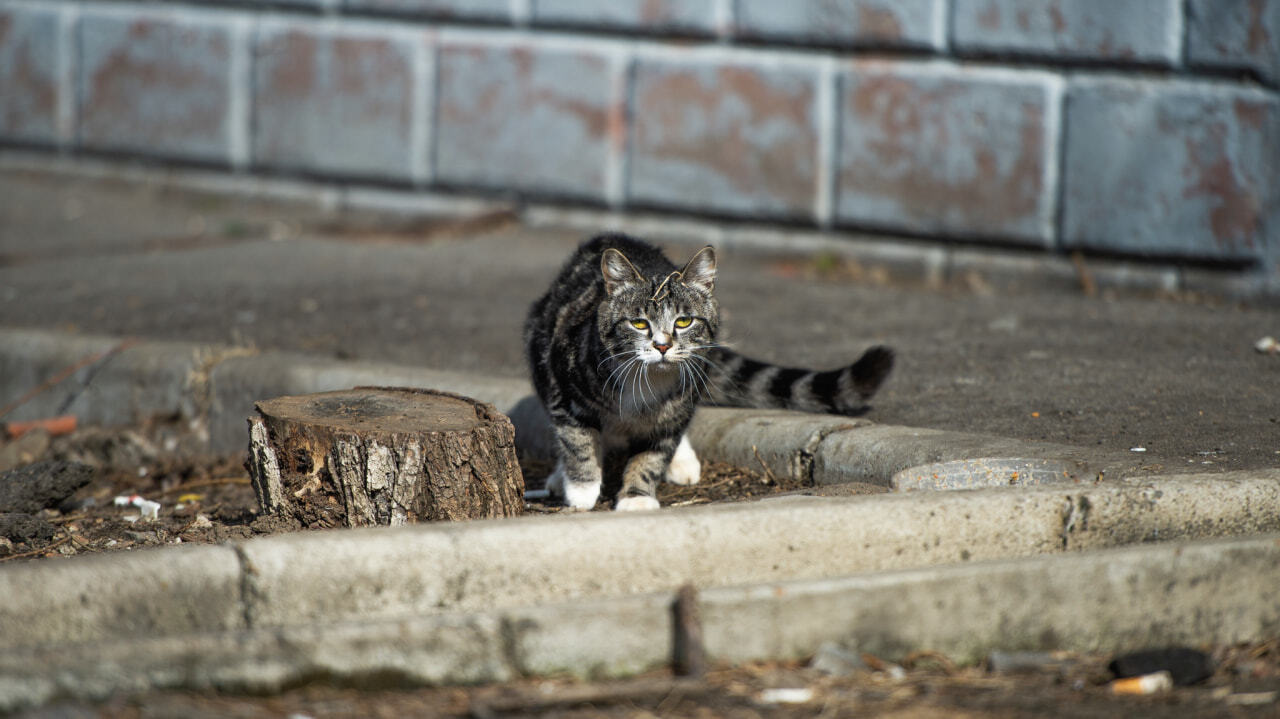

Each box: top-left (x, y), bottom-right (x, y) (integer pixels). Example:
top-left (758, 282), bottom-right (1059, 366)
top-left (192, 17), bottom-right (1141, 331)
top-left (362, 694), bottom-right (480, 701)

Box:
top-left (0, 424), bottom-right (823, 562)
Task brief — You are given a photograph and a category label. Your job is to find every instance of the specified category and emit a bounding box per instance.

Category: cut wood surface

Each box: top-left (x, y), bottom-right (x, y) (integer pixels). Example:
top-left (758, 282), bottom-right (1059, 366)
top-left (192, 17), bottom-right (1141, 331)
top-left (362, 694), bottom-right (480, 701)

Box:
top-left (246, 387), bottom-right (524, 527)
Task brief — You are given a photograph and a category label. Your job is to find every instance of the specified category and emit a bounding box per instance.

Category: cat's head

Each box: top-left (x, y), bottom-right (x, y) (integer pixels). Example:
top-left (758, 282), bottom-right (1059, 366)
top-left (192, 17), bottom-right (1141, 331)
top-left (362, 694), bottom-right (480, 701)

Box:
top-left (597, 245), bottom-right (720, 372)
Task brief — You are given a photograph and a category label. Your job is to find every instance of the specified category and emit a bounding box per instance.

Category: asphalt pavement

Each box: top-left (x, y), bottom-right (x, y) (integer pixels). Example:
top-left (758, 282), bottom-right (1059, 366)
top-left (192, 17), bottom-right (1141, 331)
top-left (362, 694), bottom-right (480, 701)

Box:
top-left (1, 164), bottom-right (1277, 472)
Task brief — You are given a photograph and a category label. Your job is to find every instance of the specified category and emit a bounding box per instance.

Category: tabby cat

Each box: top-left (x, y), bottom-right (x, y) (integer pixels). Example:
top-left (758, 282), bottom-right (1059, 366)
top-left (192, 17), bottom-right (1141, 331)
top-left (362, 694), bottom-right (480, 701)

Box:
top-left (525, 233), bottom-right (894, 511)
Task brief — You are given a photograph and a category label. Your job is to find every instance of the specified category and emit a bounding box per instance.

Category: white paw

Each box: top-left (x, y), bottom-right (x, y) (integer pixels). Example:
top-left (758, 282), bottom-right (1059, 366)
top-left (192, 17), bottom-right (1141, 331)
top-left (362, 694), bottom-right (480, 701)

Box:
top-left (665, 434), bottom-right (701, 485)
top-left (562, 479), bottom-right (601, 511)
top-left (614, 495), bottom-right (660, 512)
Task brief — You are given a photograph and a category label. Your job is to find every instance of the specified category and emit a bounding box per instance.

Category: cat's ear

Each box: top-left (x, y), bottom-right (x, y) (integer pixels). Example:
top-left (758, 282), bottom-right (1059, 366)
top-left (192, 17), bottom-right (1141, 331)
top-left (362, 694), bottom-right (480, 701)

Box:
top-left (680, 245), bottom-right (716, 294)
top-left (601, 248), bottom-right (644, 296)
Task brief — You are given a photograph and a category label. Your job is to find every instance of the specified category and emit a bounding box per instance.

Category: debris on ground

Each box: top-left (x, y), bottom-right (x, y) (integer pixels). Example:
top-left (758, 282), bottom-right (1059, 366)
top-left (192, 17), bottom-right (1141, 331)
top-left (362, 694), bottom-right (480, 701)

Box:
top-left (0, 421), bottom-right (811, 561)
top-left (1109, 647), bottom-right (1214, 686)
top-left (31, 643), bottom-right (1280, 718)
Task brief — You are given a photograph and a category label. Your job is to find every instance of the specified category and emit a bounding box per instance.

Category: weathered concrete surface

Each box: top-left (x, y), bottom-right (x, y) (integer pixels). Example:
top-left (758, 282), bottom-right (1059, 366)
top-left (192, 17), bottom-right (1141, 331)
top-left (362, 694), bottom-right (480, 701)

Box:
top-left (702, 532), bottom-right (1280, 665)
top-left (686, 407), bottom-right (1140, 487)
top-left (3, 470), bottom-right (1277, 651)
top-left (3, 533), bottom-right (1277, 710)
top-left (0, 543), bottom-right (244, 649)
top-left (0, 613), bottom-right (512, 711)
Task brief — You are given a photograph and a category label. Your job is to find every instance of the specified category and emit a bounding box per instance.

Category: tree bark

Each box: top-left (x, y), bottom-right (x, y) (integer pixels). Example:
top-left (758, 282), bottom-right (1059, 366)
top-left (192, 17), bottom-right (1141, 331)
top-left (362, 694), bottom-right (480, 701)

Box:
top-left (246, 387), bottom-right (524, 528)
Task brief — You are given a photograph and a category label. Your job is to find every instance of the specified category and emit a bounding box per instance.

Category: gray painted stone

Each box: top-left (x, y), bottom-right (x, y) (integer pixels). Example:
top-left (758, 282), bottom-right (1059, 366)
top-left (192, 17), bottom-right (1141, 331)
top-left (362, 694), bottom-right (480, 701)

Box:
top-left (531, 0), bottom-right (719, 35)
top-left (836, 62), bottom-right (1060, 245)
top-left (77, 9), bottom-right (235, 163)
top-left (1062, 78), bottom-right (1279, 261)
top-left (735, 0), bottom-right (944, 50)
top-left (0, 5), bottom-right (60, 144)
top-left (435, 40), bottom-right (616, 200)
top-left (1187, 0), bottom-right (1280, 86)
top-left (629, 57), bottom-right (821, 219)
top-left (252, 21), bottom-right (427, 181)
top-left (952, 0), bottom-right (1181, 65)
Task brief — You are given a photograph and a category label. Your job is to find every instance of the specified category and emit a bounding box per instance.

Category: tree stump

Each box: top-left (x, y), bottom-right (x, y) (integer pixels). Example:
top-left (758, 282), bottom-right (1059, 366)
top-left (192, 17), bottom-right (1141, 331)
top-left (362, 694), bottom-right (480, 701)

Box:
top-left (245, 387), bottom-right (524, 528)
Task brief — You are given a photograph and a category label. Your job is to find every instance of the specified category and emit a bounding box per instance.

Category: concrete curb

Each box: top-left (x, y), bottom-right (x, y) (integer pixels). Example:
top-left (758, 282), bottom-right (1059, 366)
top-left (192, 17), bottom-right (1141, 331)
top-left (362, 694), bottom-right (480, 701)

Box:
top-left (3, 532), bottom-right (1278, 710)
top-left (3, 468), bottom-right (1278, 651)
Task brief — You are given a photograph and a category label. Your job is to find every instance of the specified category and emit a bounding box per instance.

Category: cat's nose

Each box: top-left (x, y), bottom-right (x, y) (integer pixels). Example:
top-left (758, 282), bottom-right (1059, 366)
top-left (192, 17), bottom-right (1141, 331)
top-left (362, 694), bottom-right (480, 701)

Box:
top-left (653, 342), bottom-right (671, 354)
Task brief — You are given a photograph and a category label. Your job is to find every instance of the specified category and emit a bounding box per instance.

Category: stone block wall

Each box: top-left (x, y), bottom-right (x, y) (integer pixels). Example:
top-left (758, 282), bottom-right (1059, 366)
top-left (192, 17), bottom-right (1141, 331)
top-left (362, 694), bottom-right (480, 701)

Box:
top-left (1, 0), bottom-right (1276, 284)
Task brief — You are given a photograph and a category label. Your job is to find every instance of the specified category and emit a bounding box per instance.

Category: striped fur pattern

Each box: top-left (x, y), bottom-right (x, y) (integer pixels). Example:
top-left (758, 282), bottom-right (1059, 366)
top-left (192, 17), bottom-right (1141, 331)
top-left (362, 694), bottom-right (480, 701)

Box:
top-left (525, 233), bottom-right (893, 511)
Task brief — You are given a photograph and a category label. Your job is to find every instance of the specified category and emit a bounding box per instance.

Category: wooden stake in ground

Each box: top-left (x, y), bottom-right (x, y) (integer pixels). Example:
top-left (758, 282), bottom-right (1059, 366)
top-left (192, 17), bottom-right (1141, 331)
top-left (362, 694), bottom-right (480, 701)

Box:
top-left (246, 387), bottom-right (524, 528)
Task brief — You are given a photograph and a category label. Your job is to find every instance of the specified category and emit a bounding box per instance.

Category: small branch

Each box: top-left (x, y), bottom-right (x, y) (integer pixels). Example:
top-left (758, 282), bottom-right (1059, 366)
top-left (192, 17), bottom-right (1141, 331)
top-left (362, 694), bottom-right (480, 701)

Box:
top-left (752, 445), bottom-right (779, 485)
top-left (0, 534), bottom-right (72, 562)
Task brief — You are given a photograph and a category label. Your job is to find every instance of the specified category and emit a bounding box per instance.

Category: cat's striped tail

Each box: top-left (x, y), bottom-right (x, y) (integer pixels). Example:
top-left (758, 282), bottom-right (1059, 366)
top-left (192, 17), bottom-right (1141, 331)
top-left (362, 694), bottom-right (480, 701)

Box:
top-left (702, 345), bottom-right (894, 416)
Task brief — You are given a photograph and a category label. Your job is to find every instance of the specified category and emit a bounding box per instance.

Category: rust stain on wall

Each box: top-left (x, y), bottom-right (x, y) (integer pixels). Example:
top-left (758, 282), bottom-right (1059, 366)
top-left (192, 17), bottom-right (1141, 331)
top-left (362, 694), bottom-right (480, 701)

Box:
top-left (1182, 129), bottom-right (1261, 249)
top-left (265, 32), bottom-right (317, 98)
top-left (843, 75), bottom-right (1046, 230)
top-left (1048, 2), bottom-right (1067, 33)
top-left (636, 67), bottom-right (816, 209)
top-left (977, 2), bottom-right (1000, 30)
top-left (856, 5), bottom-right (903, 40)
top-left (1234, 98), bottom-right (1268, 130)
top-left (1, 31), bottom-right (55, 132)
top-left (86, 21), bottom-right (229, 141)
top-left (1247, 0), bottom-right (1272, 54)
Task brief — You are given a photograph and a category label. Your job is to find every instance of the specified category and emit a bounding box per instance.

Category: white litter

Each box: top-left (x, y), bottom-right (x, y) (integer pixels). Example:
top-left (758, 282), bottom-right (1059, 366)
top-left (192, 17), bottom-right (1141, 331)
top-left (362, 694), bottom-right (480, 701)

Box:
top-left (113, 494), bottom-right (161, 519)
top-left (758, 688), bottom-right (814, 704)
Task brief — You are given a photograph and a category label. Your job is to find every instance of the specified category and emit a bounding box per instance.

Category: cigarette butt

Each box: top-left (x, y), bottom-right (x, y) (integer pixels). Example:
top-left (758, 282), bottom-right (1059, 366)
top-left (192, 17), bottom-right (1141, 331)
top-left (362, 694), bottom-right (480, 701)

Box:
top-left (1111, 670), bottom-right (1172, 695)
top-left (5, 414), bottom-right (77, 439)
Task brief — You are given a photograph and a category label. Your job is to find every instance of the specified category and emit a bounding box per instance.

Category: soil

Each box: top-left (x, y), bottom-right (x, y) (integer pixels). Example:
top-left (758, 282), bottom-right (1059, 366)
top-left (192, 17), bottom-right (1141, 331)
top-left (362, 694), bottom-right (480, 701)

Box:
top-left (2, 426), bottom-right (1277, 718)
top-left (22, 645), bottom-right (1280, 718)
top-left (0, 423), bottom-right (817, 562)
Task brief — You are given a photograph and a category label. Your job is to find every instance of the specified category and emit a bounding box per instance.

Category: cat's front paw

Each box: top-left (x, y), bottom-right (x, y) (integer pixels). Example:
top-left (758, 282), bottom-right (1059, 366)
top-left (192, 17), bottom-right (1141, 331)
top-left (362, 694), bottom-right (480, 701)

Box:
top-left (614, 495), bottom-right (660, 512)
top-left (562, 479), bottom-right (601, 510)
top-left (665, 435), bottom-right (701, 485)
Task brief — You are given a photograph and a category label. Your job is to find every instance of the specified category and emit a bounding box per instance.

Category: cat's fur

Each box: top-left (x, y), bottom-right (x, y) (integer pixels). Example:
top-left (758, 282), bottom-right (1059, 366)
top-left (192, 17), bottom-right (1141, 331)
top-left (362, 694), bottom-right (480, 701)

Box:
top-left (525, 233), bottom-right (893, 511)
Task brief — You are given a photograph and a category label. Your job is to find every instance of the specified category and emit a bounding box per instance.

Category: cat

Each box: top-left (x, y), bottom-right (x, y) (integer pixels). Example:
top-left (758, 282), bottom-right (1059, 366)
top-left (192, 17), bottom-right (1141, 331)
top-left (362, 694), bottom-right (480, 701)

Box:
top-left (524, 233), bottom-right (894, 511)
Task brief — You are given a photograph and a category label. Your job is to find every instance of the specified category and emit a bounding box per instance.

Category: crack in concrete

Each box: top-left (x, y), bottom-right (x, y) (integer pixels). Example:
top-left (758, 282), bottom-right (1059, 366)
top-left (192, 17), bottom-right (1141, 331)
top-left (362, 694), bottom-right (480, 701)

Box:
top-left (792, 423), bottom-right (863, 484)
top-left (185, 344), bottom-right (260, 442)
top-left (231, 542), bottom-right (263, 631)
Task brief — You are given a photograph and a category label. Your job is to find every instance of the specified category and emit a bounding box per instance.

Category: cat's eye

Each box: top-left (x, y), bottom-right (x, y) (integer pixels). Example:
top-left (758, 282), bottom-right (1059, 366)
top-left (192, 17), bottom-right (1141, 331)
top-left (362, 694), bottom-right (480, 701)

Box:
top-left (674, 316), bottom-right (693, 329)
top-left (630, 319), bottom-right (649, 330)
